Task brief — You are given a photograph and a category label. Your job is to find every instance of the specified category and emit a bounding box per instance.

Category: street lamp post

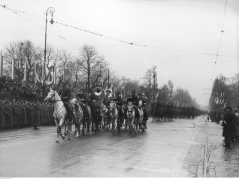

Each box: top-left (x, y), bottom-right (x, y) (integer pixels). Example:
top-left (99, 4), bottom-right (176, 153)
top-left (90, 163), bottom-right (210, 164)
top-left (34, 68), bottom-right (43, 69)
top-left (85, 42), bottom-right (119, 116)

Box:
top-left (43, 7), bottom-right (55, 84)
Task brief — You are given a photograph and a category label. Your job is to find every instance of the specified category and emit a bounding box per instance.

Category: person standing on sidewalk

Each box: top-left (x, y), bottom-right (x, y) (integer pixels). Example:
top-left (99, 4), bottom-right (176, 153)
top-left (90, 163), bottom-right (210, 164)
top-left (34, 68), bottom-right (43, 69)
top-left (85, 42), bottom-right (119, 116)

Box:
top-left (222, 106), bottom-right (236, 147)
top-left (233, 107), bottom-right (239, 140)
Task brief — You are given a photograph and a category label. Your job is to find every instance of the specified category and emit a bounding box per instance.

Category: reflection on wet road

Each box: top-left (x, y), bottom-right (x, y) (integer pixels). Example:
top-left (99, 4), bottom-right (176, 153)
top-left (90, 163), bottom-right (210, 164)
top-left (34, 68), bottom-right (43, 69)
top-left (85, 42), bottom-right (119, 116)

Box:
top-left (0, 117), bottom-right (205, 177)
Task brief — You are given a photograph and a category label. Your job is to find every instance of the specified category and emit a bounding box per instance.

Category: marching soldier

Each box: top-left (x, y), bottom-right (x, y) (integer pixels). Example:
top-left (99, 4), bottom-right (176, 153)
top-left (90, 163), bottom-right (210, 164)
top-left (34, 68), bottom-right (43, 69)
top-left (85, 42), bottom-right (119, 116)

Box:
top-left (0, 100), bottom-right (6, 128)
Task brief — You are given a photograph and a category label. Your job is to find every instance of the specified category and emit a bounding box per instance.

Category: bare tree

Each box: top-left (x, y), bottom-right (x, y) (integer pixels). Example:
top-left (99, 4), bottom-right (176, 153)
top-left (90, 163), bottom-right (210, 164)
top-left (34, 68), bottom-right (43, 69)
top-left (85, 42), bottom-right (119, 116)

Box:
top-left (3, 40), bottom-right (42, 82)
top-left (77, 45), bottom-right (108, 93)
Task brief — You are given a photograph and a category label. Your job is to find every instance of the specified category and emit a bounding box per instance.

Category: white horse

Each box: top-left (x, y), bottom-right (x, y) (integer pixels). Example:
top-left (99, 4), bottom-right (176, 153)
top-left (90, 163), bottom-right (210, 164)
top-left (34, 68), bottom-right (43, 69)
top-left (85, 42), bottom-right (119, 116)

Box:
top-left (126, 102), bottom-right (136, 134)
top-left (100, 103), bottom-right (110, 130)
top-left (109, 101), bottom-right (119, 134)
top-left (44, 88), bottom-right (72, 143)
top-left (71, 97), bottom-right (84, 137)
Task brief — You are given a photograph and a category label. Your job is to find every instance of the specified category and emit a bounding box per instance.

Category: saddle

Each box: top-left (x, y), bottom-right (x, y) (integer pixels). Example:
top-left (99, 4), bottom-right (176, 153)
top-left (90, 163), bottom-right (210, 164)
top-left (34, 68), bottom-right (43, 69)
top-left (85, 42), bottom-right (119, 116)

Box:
top-left (62, 101), bottom-right (74, 120)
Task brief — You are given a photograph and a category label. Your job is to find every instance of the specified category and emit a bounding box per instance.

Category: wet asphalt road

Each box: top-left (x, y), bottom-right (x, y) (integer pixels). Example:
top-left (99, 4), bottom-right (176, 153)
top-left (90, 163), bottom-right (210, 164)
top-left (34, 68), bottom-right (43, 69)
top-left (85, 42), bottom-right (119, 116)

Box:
top-left (0, 117), bottom-right (205, 177)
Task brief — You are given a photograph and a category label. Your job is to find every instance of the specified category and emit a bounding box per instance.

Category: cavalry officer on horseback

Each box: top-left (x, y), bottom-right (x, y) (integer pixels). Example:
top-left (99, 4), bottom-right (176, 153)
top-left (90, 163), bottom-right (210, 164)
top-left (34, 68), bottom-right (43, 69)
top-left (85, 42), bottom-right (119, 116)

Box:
top-left (113, 91), bottom-right (125, 126)
top-left (102, 89), bottom-right (113, 117)
top-left (139, 93), bottom-right (148, 129)
top-left (113, 91), bottom-right (123, 107)
top-left (58, 82), bottom-right (74, 120)
top-left (103, 89), bottom-right (113, 106)
top-left (129, 90), bottom-right (140, 118)
top-left (76, 88), bottom-right (91, 119)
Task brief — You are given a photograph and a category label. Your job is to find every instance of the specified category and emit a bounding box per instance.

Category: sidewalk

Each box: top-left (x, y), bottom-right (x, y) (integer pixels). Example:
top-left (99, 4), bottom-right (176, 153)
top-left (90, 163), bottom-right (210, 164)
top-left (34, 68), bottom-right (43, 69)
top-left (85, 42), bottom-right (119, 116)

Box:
top-left (207, 121), bottom-right (239, 177)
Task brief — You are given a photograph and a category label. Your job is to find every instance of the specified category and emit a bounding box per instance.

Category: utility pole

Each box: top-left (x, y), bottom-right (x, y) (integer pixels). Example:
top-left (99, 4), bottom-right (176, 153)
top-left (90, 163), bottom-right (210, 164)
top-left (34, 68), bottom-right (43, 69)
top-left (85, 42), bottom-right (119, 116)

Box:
top-left (107, 69), bottom-right (110, 88)
top-left (153, 71), bottom-right (156, 104)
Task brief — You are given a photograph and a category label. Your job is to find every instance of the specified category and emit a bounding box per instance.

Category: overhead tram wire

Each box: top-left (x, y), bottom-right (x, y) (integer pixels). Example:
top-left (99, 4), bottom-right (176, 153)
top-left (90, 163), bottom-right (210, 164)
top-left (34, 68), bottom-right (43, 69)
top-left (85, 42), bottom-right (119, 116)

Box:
top-left (1, 5), bottom-right (238, 59)
top-left (54, 20), bottom-right (238, 58)
top-left (210, 0), bottom-right (228, 86)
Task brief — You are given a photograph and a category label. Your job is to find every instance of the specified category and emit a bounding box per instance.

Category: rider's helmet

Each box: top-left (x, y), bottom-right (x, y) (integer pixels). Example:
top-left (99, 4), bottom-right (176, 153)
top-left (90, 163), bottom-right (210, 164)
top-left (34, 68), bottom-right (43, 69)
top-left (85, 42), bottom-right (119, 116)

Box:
top-left (106, 89), bottom-right (112, 97)
top-left (131, 90), bottom-right (136, 96)
top-left (138, 100), bottom-right (142, 106)
top-left (71, 98), bottom-right (77, 105)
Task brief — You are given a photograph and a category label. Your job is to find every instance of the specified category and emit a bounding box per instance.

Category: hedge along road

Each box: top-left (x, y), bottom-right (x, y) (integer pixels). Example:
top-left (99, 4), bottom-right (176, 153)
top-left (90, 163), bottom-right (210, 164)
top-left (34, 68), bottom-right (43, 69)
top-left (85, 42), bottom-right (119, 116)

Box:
top-left (0, 116), bottom-right (205, 177)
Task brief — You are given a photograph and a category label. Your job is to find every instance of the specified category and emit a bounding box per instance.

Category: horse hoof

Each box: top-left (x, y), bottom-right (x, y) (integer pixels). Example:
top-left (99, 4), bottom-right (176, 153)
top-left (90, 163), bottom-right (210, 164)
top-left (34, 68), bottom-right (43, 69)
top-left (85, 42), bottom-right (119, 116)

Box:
top-left (68, 138), bottom-right (71, 141)
top-left (62, 136), bottom-right (65, 140)
top-left (56, 139), bottom-right (59, 143)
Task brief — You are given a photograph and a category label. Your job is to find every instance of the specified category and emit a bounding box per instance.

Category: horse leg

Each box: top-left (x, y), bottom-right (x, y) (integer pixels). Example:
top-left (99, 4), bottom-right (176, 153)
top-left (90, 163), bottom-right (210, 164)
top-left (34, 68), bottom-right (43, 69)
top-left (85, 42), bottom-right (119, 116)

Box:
top-left (82, 120), bottom-right (85, 136)
top-left (87, 118), bottom-right (90, 135)
top-left (68, 120), bottom-right (72, 141)
top-left (55, 119), bottom-right (60, 143)
top-left (59, 118), bottom-right (65, 140)
top-left (75, 122), bottom-right (79, 137)
top-left (135, 120), bottom-right (138, 134)
top-left (117, 118), bottom-right (121, 134)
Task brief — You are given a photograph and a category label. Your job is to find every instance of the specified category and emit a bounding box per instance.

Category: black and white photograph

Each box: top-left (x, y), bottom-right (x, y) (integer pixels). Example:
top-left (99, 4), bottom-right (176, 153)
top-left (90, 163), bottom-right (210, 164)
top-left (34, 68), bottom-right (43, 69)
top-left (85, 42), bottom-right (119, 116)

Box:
top-left (0, 0), bottom-right (239, 177)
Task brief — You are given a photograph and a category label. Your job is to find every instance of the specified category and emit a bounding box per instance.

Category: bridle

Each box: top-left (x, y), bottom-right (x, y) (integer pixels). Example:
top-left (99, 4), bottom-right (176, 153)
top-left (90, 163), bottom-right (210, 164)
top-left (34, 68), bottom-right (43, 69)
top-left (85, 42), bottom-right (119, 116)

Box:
top-left (46, 91), bottom-right (62, 102)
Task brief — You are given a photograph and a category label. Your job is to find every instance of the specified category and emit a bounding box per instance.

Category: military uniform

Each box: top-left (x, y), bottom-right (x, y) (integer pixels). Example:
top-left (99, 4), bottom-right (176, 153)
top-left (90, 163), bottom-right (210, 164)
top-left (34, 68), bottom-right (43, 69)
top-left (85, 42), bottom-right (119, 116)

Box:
top-left (129, 92), bottom-right (140, 117)
top-left (139, 93), bottom-right (149, 121)
top-left (59, 85), bottom-right (74, 119)
top-left (0, 101), bottom-right (6, 128)
top-left (76, 91), bottom-right (91, 118)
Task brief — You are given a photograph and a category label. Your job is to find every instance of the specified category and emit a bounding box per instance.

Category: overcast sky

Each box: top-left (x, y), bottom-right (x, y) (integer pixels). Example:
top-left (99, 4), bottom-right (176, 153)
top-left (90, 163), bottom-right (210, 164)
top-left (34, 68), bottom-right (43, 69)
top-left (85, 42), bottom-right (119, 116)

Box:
top-left (0, 0), bottom-right (238, 106)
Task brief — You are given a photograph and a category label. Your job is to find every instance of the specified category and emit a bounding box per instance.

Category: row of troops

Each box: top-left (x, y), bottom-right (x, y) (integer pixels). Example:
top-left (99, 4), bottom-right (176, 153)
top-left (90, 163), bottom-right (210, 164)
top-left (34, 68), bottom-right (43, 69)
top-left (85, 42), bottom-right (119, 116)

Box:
top-left (0, 99), bottom-right (53, 129)
top-left (152, 102), bottom-right (205, 121)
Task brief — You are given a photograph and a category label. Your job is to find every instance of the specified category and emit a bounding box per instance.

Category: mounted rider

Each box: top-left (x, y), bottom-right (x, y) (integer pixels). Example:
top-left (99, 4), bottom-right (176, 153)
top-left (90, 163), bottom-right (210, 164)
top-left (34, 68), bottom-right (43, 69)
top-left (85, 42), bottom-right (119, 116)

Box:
top-left (113, 91), bottom-right (125, 126)
top-left (127, 90), bottom-right (140, 117)
top-left (139, 92), bottom-right (149, 128)
top-left (103, 89), bottom-right (113, 106)
top-left (58, 82), bottom-right (74, 120)
top-left (76, 88), bottom-right (91, 119)
top-left (102, 89), bottom-right (113, 117)
top-left (112, 91), bottom-right (123, 108)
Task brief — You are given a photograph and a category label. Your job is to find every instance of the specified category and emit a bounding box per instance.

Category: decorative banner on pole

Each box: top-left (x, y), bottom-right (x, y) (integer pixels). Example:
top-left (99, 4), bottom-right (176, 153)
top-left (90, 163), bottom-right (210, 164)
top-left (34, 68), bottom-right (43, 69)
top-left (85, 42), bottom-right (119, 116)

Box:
top-left (23, 60), bottom-right (27, 81)
top-left (53, 65), bottom-right (56, 85)
top-left (12, 58), bottom-right (15, 80)
top-left (34, 60), bottom-right (54, 86)
top-left (0, 51), bottom-right (3, 77)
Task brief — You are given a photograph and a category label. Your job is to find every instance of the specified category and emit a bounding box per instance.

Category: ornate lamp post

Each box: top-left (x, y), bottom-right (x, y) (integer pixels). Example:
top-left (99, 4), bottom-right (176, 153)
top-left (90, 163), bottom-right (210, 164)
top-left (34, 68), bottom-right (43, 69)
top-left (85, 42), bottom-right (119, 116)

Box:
top-left (43, 7), bottom-right (55, 84)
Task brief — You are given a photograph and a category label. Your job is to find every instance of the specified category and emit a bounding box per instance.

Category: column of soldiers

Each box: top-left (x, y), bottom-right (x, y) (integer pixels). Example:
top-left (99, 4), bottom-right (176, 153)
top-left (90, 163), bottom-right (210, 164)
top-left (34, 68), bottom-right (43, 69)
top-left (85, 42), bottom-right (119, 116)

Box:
top-left (152, 101), bottom-right (205, 120)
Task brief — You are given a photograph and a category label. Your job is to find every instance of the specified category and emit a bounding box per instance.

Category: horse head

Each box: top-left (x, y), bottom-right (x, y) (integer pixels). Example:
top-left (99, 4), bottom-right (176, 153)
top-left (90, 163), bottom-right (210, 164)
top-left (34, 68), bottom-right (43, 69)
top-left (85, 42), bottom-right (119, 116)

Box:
top-left (109, 101), bottom-right (116, 112)
top-left (100, 103), bottom-right (108, 114)
top-left (44, 88), bottom-right (60, 102)
top-left (109, 101), bottom-right (118, 117)
top-left (127, 103), bottom-right (135, 118)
